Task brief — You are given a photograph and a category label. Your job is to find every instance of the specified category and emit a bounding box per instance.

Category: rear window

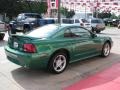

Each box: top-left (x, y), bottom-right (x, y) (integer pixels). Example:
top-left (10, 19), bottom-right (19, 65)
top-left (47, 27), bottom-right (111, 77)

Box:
top-left (91, 19), bottom-right (103, 23)
top-left (81, 19), bottom-right (89, 23)
top-left (27, 24), bottom-right (58, 38)
top-left (62, 19), bottom-right (74, 24)
top-left (75, 19), bottom-right (80, 23)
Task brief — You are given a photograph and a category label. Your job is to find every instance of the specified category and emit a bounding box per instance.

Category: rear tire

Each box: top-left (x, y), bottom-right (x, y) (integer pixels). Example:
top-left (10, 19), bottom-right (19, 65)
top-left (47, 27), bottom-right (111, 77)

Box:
top-left (48, 52), bottom-right (68, 74)
top-left (0, 33), bottom-right (5, 40)
top-left (92, 27), bottom-right (94, 32)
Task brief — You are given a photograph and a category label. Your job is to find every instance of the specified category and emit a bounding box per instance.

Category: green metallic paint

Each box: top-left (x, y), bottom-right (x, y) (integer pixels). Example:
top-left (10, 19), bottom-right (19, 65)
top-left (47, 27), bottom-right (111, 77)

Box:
top-left (5, 24), bottom-right (113, 69)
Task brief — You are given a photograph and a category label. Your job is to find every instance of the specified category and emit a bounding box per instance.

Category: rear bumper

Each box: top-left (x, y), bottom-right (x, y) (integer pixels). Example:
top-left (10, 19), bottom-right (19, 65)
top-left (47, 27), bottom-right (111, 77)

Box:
top-left (5, 46), bottom-right (49, 69)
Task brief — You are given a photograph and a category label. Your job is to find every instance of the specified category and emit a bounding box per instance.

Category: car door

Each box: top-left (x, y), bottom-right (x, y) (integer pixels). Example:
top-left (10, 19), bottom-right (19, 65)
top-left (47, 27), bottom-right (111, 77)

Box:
top-left (68, 27), bottom-right (99, 62)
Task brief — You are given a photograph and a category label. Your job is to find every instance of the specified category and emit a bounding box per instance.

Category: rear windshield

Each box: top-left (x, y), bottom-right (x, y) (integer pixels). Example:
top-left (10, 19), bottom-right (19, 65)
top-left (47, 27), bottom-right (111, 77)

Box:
top-left (62, 19), bottom-right (74, 24)
top-left (81, 19), bottom-right (89, 23)
top-left (91, 19), bottom-right (103, 23)
top-left (27, 25), bottom-right (58, 38)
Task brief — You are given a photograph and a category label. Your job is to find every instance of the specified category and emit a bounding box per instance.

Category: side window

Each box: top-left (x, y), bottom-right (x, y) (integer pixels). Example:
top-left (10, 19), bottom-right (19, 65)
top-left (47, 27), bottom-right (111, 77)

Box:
top-left (64, 28), bottom-right (79, 38)
top-left (64, 29), bottom-right (72, 37)
top-left (70, 27), bottom-right (91, 38)
top-left (75, 19), bottom-right (80, 23)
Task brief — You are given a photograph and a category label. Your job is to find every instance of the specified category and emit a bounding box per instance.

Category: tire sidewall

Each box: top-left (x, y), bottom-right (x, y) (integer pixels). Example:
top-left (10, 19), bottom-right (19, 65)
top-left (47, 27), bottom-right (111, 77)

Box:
top-left (48, 52), bottom-right (68, 74)
top-left (101, 42), bottom-right (111, 57)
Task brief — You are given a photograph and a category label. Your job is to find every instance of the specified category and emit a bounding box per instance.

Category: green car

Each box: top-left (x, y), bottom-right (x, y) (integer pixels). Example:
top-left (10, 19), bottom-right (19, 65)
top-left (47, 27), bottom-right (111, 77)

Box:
top-left (5, 24), bottom-right (113, 73)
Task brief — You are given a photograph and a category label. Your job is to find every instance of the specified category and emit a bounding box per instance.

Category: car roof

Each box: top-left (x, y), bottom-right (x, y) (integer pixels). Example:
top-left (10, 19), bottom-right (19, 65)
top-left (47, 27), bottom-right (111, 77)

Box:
top-left (58, 24), bottom-right (81, 27)
top-left (44, 24), bottom-right (81, 29)
top-left (20, 13), bottom-right (40, 15)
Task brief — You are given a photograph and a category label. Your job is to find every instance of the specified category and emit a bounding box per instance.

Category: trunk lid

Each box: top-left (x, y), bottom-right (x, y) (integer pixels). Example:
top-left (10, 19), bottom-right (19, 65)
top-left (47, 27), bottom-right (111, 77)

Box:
top-left (8, 35), bottom-right (37, 51)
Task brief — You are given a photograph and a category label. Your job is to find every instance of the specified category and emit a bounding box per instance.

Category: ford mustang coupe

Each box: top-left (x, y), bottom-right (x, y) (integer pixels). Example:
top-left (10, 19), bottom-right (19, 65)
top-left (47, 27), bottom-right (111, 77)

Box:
top-left (5, 24), bottom-right (113, 74)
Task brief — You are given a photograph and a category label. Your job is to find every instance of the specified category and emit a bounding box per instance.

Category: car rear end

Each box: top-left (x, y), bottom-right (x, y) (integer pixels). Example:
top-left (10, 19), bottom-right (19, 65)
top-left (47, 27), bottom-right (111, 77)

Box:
top-left (79, 19), bottom-right (91, 30)
top-left (5, 35), bottom-right (49, 69)
top-left (91, 19), bottom-right (105, 33)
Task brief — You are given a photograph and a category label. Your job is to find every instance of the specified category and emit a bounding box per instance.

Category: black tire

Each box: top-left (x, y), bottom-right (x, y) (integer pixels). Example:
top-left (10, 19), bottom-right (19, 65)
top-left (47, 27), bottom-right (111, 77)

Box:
top-left (23, 28), bottom-right (28, 34)
top-left (0, 33), bottom-right (5, 40)
top-left (101, 42), bottom-right (111, 57)
top-left (48, 52), bottom-right (68, 74)
top-left (23, 25), bottom-right (31, 34)
top-left (96, 30), bottom-right (101, 33)
top-left (92, 27), bottom-right (94, 32)
top-left (8, 28), bottom-right (16, 35)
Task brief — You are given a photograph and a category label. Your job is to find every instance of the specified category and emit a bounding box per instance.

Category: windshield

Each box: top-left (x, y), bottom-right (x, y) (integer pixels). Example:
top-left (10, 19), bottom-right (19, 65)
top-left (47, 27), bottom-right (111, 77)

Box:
top-left (25, 14), bottom-right (41, 18)
top-left (27, 24), bottom-right (59, 38)
top-left (81, 19), bottom-right (89, 23)
top-left (17, 14), bottom-right (41, 21)
top-left (17, 14), bottom-right (24, 21)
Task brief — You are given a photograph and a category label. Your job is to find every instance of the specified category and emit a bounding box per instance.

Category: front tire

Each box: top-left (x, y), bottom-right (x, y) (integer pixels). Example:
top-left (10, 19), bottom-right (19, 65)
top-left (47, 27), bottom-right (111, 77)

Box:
top-left (0, 33), bottom-right (5, 40)
top-left (96, 30), bottom-right (101, 33)
top-left (101, 42), bottom-right (111, 57)
top-left (48, 52), bottom-right (68, 74)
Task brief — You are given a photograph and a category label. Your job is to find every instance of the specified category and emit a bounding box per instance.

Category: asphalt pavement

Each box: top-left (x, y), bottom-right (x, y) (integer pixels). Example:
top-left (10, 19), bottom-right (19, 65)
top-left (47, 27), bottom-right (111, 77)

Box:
top-left (0, 27), bottom-right (120, 90)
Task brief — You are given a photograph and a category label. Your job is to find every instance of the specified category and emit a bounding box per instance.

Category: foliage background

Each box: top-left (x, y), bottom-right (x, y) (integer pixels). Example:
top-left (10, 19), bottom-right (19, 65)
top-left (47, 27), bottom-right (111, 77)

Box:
top-left (0, 0), bottom-right (48, 20)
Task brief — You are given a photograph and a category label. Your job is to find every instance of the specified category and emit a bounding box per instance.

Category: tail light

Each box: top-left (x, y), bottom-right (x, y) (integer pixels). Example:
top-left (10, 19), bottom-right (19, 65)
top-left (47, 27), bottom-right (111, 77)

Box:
top-left (80, 23), bottom-right (84, 26)
top-left (23, 44), bottom-right (36, 53)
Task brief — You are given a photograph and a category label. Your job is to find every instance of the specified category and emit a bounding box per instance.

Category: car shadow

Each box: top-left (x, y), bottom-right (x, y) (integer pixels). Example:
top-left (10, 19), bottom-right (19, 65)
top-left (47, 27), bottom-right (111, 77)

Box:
top-left (11, 52), bottom-right (120, 90)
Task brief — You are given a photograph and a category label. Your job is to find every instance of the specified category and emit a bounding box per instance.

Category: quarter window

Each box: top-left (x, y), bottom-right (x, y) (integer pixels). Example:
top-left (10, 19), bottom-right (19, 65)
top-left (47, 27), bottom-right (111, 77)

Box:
top-left (70, 27), bottom-right (91, 38)
top-left (64, 27), bottom-right (91, 38)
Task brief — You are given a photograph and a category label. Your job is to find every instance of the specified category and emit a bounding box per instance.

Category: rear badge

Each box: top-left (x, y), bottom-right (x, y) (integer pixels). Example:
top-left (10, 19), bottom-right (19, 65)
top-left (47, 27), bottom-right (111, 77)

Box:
top-left (14, 42), bottom-right (18, 48)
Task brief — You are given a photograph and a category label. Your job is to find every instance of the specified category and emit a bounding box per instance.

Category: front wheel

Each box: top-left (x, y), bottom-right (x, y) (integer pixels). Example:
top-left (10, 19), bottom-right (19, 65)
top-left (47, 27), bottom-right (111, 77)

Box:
top-left (48, 52), bottom-right (68, 74)
top-left (101, 42), bottom-right (111, 57)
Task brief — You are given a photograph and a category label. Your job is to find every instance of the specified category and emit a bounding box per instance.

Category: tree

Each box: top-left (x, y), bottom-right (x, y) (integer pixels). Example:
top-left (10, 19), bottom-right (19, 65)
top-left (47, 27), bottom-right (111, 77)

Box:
top-left (0, 0), bottom-right (22, 19)
top-left (118, 15), bottom-right (120, 19)
top-left (93, 11), bottom-right (111, 19)
top-left (110, 13), bottom-right (118, 19)
top-left (60, 7), bottom-right (68, 17)
top-left (66, 10), bottom-right (75, 18)
top-left (60, 7), bottom-right (75, 18)
top-left (0, 0), bottom-right (48, 20)
top-left (21, 1), bottom-right (48, 14)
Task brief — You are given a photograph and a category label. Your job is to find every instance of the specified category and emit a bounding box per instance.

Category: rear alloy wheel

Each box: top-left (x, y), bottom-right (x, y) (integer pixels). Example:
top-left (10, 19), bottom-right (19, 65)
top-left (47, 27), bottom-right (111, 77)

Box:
top-left (48, 52), bottom-right (68, 74)
top-left (101, 42), bottom-right (111, 57)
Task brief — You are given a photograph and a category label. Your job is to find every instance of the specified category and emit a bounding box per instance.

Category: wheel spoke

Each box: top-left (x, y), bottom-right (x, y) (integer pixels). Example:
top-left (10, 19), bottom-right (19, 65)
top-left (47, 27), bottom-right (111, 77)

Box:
top-left (104, 43), bottom-right (110, 56)
top-left (53, 54), bottom-right (67, 72)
